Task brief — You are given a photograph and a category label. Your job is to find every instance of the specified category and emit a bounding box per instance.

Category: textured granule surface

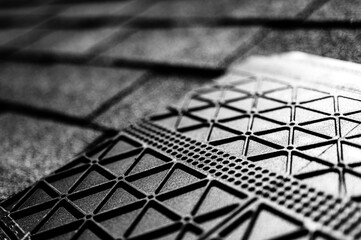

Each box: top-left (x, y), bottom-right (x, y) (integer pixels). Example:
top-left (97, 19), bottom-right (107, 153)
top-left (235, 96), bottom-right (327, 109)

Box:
top-left (0, 0), bottom-right (359, 201)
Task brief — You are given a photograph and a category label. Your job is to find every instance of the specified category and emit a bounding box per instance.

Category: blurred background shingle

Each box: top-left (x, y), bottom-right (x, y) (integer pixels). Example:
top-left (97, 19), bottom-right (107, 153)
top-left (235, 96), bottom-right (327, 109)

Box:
top-left (0, 0), bottom-right (360, 200)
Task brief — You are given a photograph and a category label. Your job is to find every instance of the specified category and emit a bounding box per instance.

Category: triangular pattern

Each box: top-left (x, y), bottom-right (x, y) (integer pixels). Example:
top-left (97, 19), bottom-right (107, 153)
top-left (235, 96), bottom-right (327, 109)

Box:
top-left (48, 171), bottom-right (82, 194)
top-left (177, 116), bottom-right (202, 129)
top-left (222, 215), bottom-right (252, 240)
top-left (162, 187), bottom-right (205, 215)
top-left (180, 231), bottom-right (199, 240)
top-left (345, 124), bottom-right (361, 138)
top-left (154, 116), bottom-right (178, 130)
top-left (297, 88), bottom-right (328, 102)
top-left (259, 80), bottom-right (288, 93)
top-left (18, 188), bottom-right (53, 210)
top-left (130, 170), bottom-right (168, 194)
top-left (246, 139), bottom-right (278, 157)
top-left (156, 231), bottom-right (180, 240)
top-left (223, 89), bottom-right (248, 101)
top-left (293, 130), bottom-right (326, 147)
top-left (77, 229), bottom-right (101, 240)
top-left (345, 112), bottom-right (361, 122)
top-left (130, 153), bottom-right (169, 175)
top-left (88, 148), bottom-right (107, 162)
top-left (234, 81), bottom-right (258, 94)
top-left (258, 130), bottom-right (289, 147)
top-left (342, 143), bottom-right (361, 165)
top-left (301, 119), bottom-right (335, 137)
top-left (160, 167), bottom-right (202, 193)
top-left (198, 213), bottom-right (230, 233)
top-left (75, 170), bottom-right (110, 192)
top-left (214, 139), bottom-right (245, 157)
top-left (256, 98), bottom-right (284, 111)
top-left (181, 126), bottom-right (209, 142)
top-left (291, 155), bottom-right (328, 175)
top-left (302, 97), bottom-right (334, 114)
top-left (220, 117), bottom-right (249, 132)
top-left (262, 108), bottom-right (291, 123)
top-left (217, 106), bottom-right (243, 120)
top-left (196, 186), bottom-right (244, 216)
top-left (227, 98), bottom-right (254, 112)
top-left (100, 208), bottom-right (141, 239)
top-left (8, 75), bottom-right (361, 240)
top-left (340, 119), bottom-right (359, 137)
top-left (199, 89), bottom-right (222, 102)
top-left (190, 107), bottom-right (217, 120)
top-left (252, 117), bottom-right (282, 132)
top-left (100, 187), bottom-right (139, 212)
top-left (55, 158), bottom-right (89, 172)
top-left (104, 139), bottom-right (138, 159)
top-left (317, 145), bottom-right (339, 165)
top-left (302, 144), bottom-right (338, 165)
top-left (255, 156), bottom-right (287, 174)
top-left (247, 208), bottom-right (300, 240)
top-left (72, 188), bottom-right (111, 214)
top-left (348, 137), bottom-right (361, 146)
top-left (338, 96), bottom-right (361, 114)
top-left (39, 206), bottom-right (77, 232)
top-left (187, 99), bottom-right (209, 109)
top-left (14, 208), bottom-right (52, 233)
top-left (265, 88), bottom-right (293, 103)
top-left (209, 126), bottom-right (238, 142)
top-left (295, 107), bottom-right (328, 123)
top-left (130, 207), bottom-right (173, 237)
top-left (101, 155), bottom-right (136, 176)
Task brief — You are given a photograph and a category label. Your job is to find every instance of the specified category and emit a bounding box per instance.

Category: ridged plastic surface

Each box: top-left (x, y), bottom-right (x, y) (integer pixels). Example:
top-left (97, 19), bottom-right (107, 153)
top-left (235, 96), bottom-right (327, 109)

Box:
top-left (152, 73), bottom-right (361, 201)
top-left (2, 71), bottom-right (361, 239)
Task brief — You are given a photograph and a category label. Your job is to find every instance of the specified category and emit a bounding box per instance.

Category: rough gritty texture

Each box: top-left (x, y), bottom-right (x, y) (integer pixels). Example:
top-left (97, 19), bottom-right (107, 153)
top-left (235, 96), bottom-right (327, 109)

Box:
top-left (242, 30), bottom-right (361, 63)
top-left (96, 74), bottom-right (205, 129)
top-left (24, 28), bottom-right (127, 54)
top-left (0, 0), bottom-right (361, 200)
top-left (240, 0), bottom-right (361, 62)
top-left (0, 30), bottom-right (31, 46)
top-left (0, 114), bottom-right (100, 199)
top-left (142, 0), bottom-right (312, 18)
top-left (58, 2), bottom-right (140, 17)
top-left (102, 27), bottom-right (259, 67)
top-left (309, 0), bottom-right (361, 20)
top-left (103, 0), bottom-right (312, 67)
top-left (0, 63), bottom-right (144, 116)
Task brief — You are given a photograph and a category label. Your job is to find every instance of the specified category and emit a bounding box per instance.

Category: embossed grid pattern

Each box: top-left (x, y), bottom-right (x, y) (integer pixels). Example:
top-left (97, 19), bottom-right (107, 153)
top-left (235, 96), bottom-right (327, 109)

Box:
top-left (0, 122), bottom-right (346, 240)
top-left (3, 72), bottom-right (361, 239)
top-left (128, 120), bottom-right (361, 238)
top-left (150, 74), bottom-right (361, 202)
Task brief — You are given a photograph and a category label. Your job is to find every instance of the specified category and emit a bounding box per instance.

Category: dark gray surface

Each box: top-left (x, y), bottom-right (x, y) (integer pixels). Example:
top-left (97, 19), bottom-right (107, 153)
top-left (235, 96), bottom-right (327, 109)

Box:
top-left (0, 114), bottom-right (100, 198)
top-left (0, 0), bottom-right (360, 201)
top-left (241, 0), bottom-right (361, 62)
